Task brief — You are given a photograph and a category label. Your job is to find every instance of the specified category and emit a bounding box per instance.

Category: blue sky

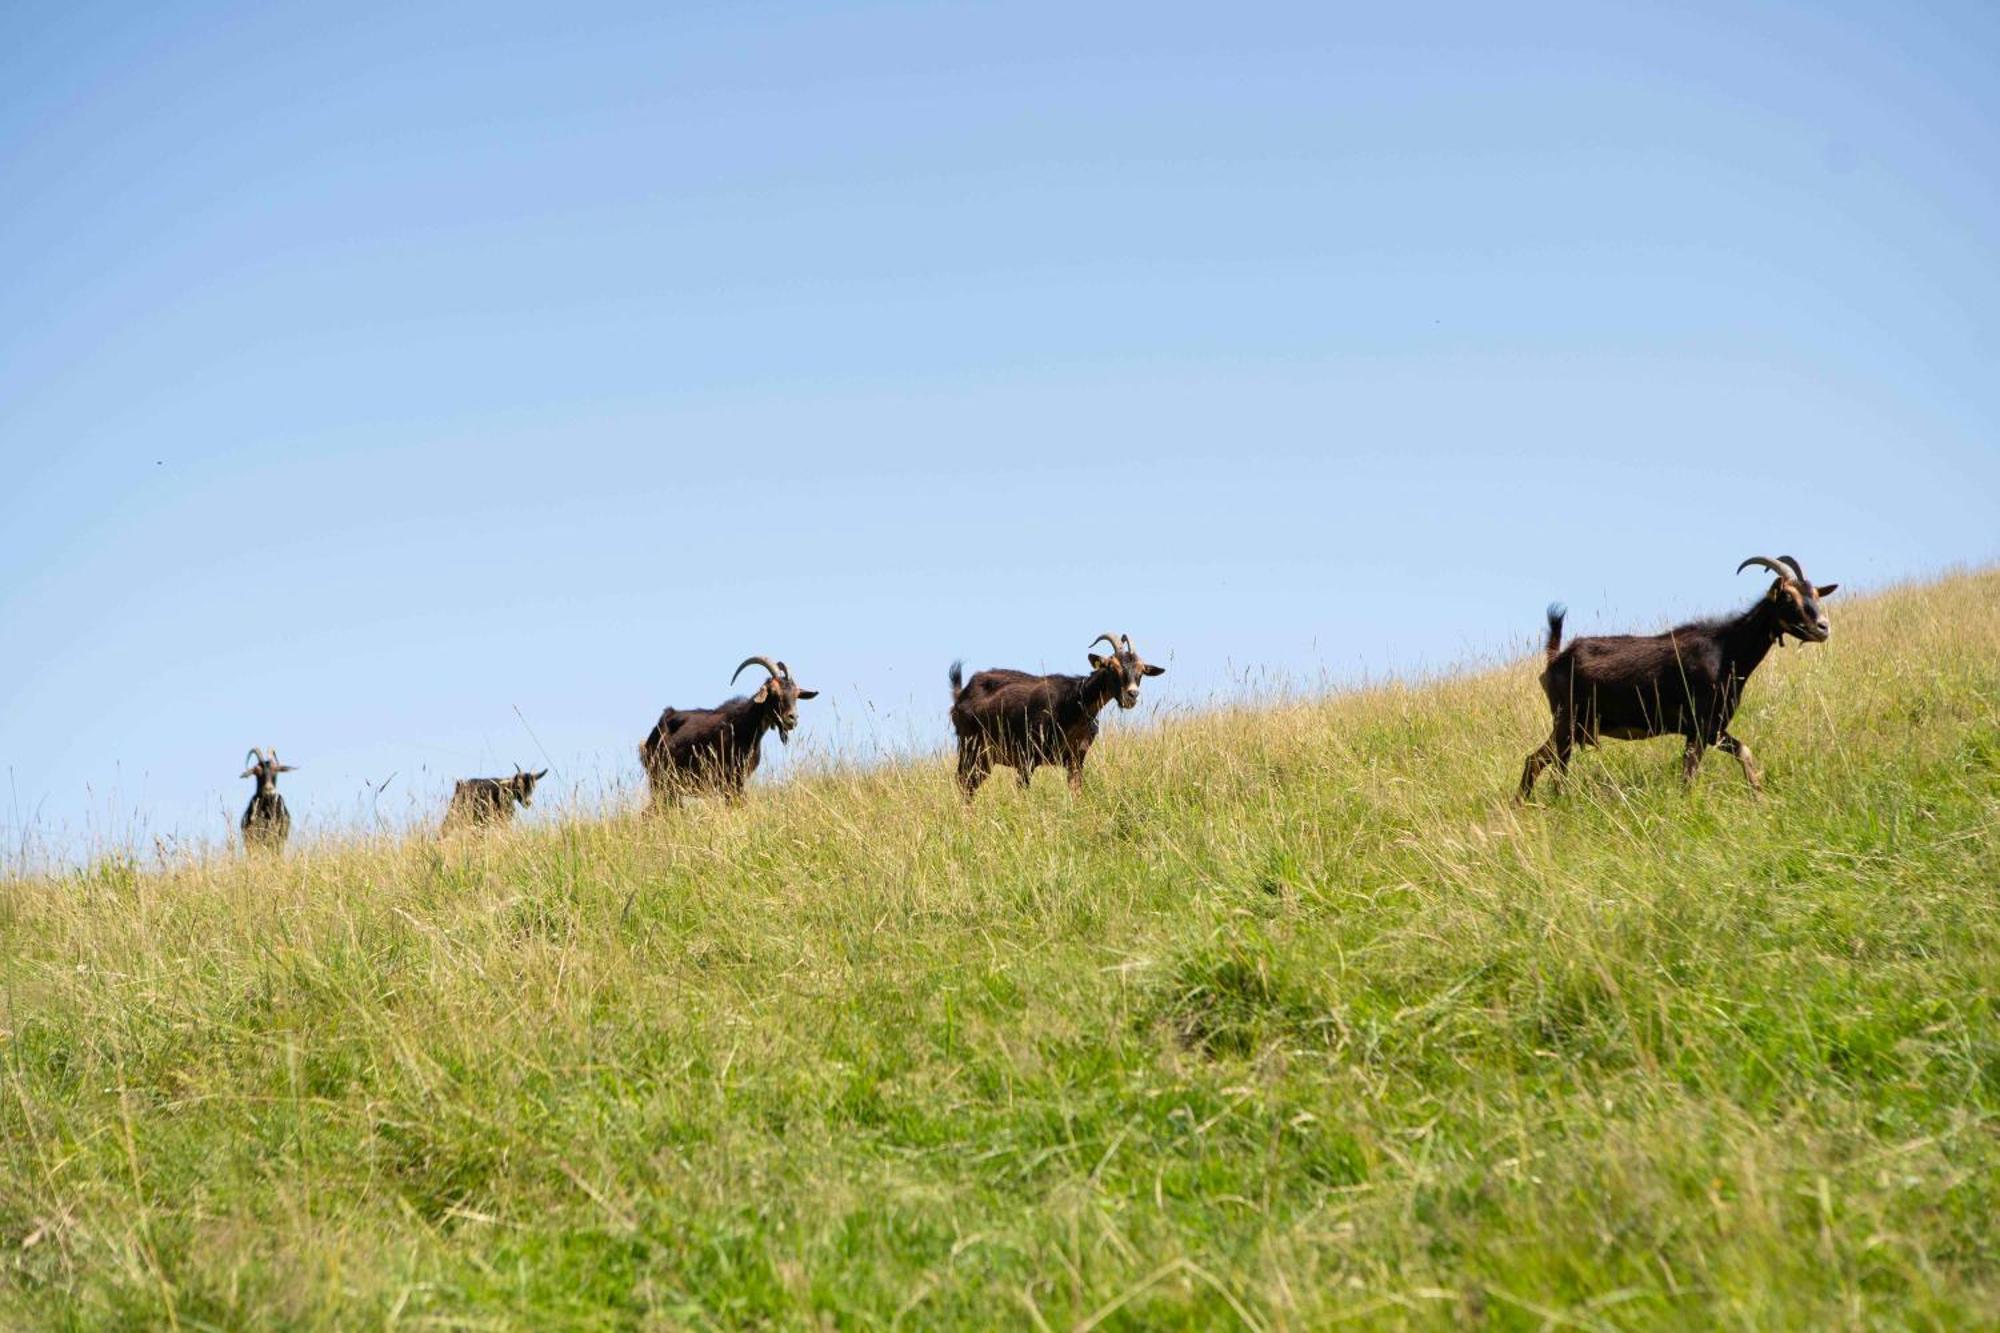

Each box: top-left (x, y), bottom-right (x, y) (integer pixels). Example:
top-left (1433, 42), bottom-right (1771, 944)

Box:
top-left (2, 1), bottom-right (1995, 863)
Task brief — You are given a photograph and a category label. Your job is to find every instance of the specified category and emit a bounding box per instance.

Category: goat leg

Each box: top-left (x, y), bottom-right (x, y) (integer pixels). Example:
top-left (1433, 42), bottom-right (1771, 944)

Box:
top-left (1716, 732), bottom-right (1763, 795)
top-left (1681, 735), bottom-right (1707, 787)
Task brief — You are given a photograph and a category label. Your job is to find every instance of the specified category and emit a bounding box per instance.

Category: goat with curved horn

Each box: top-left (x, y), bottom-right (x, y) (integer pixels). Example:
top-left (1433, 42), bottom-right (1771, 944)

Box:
top-left (238, 746), bottom-right (294, 853)
top-left (947, 629), bottom-right (1167, 801)
top-left (640, 655), bottom-right (820, 808)
top-left (1520, 554), bottom-right (1839, 800)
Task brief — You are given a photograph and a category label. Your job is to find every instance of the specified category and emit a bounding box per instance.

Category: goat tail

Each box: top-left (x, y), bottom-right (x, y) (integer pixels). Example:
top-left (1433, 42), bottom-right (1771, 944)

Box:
top-left (1543, 602), bottom-right (1567, 663)
top-left (948, 660), bottom-right (965, 701)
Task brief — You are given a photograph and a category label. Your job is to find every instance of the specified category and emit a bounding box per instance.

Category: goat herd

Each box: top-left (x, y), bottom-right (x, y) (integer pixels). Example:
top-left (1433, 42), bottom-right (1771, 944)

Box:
top-left (235, 555), bottom-right (1838, 852)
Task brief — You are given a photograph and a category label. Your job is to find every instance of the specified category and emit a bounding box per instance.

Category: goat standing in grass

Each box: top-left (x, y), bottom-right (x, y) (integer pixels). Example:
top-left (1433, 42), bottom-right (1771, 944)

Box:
top-left (948, 632), bottom-right (1164, 800)
top-left (239, 747), bottom-right (295, 851)
top-left (1519, 555), bottom-right (1838, 800)
top-left (640, 656), bottom-right (819, 807)
top-left (442, 767), bottom-right (547, 833)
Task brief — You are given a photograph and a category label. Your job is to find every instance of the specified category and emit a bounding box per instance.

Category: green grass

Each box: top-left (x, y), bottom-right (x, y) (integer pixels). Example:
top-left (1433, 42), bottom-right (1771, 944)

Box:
top-left (4, 571), bottom-right (1997, 1329)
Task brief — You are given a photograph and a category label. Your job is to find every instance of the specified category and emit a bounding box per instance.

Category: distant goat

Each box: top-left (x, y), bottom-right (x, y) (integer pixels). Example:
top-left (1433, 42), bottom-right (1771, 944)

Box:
top-left (442, 766), bottom-right (547, 832)
top-left (640, 656), bottom-right (819, 806)
top-left (948, 632), bottom-right (1164, 800)
top-left (1518, 555), bottom-right (1838, 800)
top-left (239, 747), bottom-right (295, 851)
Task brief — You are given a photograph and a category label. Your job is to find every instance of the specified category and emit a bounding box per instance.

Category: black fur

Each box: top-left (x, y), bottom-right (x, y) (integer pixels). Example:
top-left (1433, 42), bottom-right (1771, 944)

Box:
top-left (443, 768), bottom-right (546, 831)
top-left (947, 635), bottom-right (1164, 800)
top-left (1519, 559), bottom-right (1837, 799)
top-left (239, 748), bottom-right (294, 852)
top-left (640, 659), bottom-right (818, 806)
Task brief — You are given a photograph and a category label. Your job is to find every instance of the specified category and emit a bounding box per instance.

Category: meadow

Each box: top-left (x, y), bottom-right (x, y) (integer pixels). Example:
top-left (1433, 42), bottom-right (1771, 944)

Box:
top-left (2, 571), bottom-right (1995, 1329)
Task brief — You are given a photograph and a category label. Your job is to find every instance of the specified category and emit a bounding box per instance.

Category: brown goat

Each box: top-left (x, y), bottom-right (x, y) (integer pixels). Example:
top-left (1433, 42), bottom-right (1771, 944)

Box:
top-left (1519, 555), bottom-right (1837, 800)
top-left (640, 656), bottom-right (818, 807)
top-left (948, 632), bottom-right (1164, 800)
top-left (442, 767), bottom-right (547, 832)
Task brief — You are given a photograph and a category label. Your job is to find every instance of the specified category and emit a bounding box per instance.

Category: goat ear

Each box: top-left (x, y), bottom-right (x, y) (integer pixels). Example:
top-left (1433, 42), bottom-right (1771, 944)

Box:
top-left (795, 688), bottom-right (819, 699)
top-left (752, 681), bottom-right (773, 704)
top-left (1141, 663), bottom-right (1165, 677)
top-left (239, 768), bottom-right (257, 779)
top-left (277, 764), bottom-right (297, 772)
top-left (1088, 653), bottom-right (1110, 671)
top-left (1816, 583), bottom-right (1838, 597)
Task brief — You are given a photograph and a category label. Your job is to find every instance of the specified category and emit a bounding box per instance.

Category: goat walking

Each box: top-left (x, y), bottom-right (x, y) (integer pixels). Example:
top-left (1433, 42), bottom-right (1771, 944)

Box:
top-left (1519, 555), bottom-right (1837, 800)
top-left (949, 632), bottom-right (1164, 800)
top-left (442, 767), bottom-right (547, 832)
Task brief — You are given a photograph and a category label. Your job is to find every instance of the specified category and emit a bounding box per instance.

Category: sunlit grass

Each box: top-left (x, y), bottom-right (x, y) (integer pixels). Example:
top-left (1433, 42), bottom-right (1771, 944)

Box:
top-left (3, 571), bottom-right (1996, 1328)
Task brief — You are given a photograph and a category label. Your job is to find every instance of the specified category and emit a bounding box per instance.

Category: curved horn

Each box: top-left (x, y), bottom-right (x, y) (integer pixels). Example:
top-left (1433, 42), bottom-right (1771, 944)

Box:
top-left (1736, 556), bottom-right (1795, 582)
top-left (243, 747), bottom-right (264, 770)
top-left (1120, 633), bottom-right (1133, 654)
top-left (776, 659), bottom-right (792, 680)
top-left (731, 655), bottom-right (782, 685)
top-left (1087, 633), bottom-right (1120, 655)
top-left (1778, 554), bottom-right (1807, 583)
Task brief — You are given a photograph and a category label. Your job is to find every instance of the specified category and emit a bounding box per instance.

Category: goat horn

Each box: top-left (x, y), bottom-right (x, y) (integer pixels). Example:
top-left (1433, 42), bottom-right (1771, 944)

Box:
top-left (1736, 556), bottom-right (1794, 582)
top-left (1120, 633), bottom-right (1133, 654)
top-left (1088, 633), bottom-right (1120, 655)
top-left (731, 655), bottom-right (781, 685)
top-left (243, 748), bottom-right (263, 769)
top-left (777, 660), bottom-right (792, 680)
top-left (1778, 554), bottom-right (1808, 583)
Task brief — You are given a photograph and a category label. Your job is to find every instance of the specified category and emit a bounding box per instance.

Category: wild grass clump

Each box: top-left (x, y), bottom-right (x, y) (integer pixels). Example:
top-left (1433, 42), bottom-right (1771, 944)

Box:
top-left (3, 571), bottom-right (1996, 1328)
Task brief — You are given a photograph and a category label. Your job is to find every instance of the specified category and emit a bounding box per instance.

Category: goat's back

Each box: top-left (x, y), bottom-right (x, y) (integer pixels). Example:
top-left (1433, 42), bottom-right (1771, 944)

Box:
top-left (951, 669), bottom-right (1092, 751)
top-left (958, 668), bottom-right (1046, 693)
top-left (641, 708), bottom-right (689, 757)
top-left (646, 702), bottom-right (753, 769)
top-left (1549, 630), bottom-right (1721, 690)
top-left (952, 668), bottom-right (1065, 716)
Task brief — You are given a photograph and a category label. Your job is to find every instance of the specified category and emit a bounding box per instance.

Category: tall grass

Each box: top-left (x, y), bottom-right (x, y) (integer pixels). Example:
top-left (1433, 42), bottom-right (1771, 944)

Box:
top-left (3, 571), bottom-right (1996, 1328)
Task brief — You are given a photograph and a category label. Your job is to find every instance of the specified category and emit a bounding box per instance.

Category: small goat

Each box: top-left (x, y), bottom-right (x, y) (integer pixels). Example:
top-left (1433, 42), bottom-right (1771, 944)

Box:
top-left (442, 766), bottom-right (547, 832)
top-left (239, 747), bottom-right (295, 851)
top-left (640, 656), bottom-right (819, 806)
top-left (948, 632), bottom-right (1164, 800)
top-left (1518, 555), bottom-right (1838, 800)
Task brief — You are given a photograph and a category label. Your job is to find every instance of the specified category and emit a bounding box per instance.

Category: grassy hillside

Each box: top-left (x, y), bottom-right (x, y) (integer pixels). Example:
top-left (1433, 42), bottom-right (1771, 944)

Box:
top-left (4, 572), bottom-right (1997, 1329)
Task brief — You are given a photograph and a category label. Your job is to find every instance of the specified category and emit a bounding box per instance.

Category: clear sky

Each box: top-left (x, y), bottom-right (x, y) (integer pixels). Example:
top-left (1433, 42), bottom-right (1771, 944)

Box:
top-left (3, 1), bottom-right (1995, 865)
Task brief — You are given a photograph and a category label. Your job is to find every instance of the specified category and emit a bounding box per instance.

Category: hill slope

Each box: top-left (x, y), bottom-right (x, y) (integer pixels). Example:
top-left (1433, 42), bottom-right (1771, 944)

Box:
top-left (4, 572), bottom-right (1997, 1328)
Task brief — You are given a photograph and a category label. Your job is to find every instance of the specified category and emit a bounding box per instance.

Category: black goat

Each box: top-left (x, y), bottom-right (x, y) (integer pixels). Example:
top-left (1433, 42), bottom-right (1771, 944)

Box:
top-left (1518, 555), bottom-right (1838, 800)
top-left (239, 747), bottom-right (295, 851)
top-left (948, 632), bottom-right (1164, 800)
top-left (442, 766), bottom-right (547, 832)
top-left (640, 656), bottom-right (819, 806)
